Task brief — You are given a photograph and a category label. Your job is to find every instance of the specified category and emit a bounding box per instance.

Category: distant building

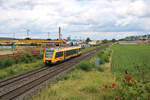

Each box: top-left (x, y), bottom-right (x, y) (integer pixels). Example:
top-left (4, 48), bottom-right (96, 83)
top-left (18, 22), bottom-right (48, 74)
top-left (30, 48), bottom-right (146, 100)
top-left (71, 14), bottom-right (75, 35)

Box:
top-left (88, 40), bottom-right (102, 46)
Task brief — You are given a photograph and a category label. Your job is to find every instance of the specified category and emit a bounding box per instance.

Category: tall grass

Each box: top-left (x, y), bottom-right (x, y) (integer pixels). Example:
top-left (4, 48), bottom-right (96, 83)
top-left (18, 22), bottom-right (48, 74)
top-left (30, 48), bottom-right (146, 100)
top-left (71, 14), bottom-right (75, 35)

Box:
top-left (0, 60), bottom-right (44, 80)
top-left (111, 44), bottom-right (150, 79)
top-left (0, 53), bottom-right (44, 80)
top-left (32, 65), bottom-right (115, 100)
top-left (0, 58), bottom-right (15, 69)
top-left (95, 48), bottom-right (111, 64)
top-left (111, 44), bottom-right (150, 99)
top-left (76, 61), bottom-right (93, 71)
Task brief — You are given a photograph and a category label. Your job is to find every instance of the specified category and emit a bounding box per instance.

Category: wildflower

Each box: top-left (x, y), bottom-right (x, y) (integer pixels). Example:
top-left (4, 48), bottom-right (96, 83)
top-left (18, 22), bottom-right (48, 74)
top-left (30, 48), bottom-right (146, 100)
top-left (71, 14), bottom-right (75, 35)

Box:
top-left (126, 76), bottom-right (132, 82)
top-left (112, 83), bottom-right (116, 87)
top-left (105, 85), bottom-right (108, 88)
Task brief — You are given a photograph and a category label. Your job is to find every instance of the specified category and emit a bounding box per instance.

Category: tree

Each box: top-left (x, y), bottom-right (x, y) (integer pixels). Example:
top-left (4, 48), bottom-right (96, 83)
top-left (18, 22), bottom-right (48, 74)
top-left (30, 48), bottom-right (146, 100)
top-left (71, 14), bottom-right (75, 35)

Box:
top-left (102, 39), bottom-right (108, 44)
top-left (112, 38), bottom-right (116, 42)
top-left (86, 37), bottom-right (91, 43)
top-left (24, 37), bottom-right (31, 40)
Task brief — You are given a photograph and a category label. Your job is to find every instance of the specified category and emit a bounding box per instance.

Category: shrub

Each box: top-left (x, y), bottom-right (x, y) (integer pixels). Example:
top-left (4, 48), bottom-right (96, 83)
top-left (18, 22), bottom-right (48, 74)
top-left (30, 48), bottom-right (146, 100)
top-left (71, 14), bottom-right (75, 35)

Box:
top-left (0, 60), bottom-right (4, 69)
top-left (0, 58), bottom-right (15, 69)
top-left (76, 61), bottom-right (92, 71)
top-left (96, 49), bottom-right (110, 64)
top-left (19, 53), bottom-right (34, 63)
top-left (61, 74), bottom-right (70, 80)
top-left (8, 70), bottom-right (16, 75)
top-left (15, 58), bottom-right (21, 64)
top-left (96, 66), bottom-right (104, 72)
top-left (36, 54), bottom-right (43, 59)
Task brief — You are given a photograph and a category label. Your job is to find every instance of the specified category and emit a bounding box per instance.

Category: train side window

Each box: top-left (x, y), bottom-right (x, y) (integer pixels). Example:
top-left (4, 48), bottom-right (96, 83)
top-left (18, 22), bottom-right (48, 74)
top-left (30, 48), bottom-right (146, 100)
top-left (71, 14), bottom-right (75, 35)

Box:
top-left (55, 52), bottom-right (63, 58)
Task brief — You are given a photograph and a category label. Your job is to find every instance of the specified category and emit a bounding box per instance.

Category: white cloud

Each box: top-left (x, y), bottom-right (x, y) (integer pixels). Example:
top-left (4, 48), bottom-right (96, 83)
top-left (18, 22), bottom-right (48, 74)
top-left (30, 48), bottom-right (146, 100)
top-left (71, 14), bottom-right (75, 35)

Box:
top-left (0, 0), bottom-right (149, 39)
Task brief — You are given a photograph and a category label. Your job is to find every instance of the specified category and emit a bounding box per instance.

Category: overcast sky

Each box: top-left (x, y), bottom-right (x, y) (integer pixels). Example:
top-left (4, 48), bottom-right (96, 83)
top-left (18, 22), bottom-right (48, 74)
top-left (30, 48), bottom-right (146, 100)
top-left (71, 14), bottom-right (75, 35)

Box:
top-left (0, 0), bottom-right (150, 40)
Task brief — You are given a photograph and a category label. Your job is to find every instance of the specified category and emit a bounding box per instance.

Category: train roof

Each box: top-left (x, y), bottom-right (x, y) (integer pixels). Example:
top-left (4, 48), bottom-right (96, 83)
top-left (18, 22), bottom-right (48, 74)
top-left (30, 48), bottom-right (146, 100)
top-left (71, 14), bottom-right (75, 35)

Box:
top-left (46, 46), bottom-right (81, 52)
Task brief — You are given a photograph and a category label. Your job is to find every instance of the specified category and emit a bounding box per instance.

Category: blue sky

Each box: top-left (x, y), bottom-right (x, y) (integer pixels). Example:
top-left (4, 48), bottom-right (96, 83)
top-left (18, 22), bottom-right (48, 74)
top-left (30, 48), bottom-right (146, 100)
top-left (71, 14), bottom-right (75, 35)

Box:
top-left (0, 0), bottom-right (150, 40)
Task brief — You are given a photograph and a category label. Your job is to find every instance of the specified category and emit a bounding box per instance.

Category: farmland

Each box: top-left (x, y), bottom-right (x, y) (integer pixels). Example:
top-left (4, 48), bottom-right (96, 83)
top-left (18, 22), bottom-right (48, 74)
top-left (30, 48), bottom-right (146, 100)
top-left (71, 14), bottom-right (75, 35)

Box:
top-left (111, 44), bottom-right (150, 80)
top-left (111, 44), bottom-right (150, 99)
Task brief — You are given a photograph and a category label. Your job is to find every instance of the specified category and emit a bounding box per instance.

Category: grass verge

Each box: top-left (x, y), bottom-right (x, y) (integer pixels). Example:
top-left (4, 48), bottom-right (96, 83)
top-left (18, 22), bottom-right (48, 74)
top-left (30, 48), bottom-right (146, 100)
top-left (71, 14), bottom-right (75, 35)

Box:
top-left (0, 60), bottom-right (44, 80)
top-left (0, 53), bottom-right (43, 80)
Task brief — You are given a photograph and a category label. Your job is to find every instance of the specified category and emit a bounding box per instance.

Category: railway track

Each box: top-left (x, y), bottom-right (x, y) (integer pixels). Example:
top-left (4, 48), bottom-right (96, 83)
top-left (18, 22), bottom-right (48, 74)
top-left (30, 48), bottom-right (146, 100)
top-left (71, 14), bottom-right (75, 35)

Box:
top-left (0, 45), bottom-right (109, 100)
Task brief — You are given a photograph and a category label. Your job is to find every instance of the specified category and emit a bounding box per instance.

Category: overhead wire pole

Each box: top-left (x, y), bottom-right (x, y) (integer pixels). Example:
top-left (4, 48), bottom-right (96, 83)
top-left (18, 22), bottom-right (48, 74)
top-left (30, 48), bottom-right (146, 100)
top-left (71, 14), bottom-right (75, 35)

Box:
top-left (59, 27), bottom-right (61, 40)
top-left (26, 29), bottom-right (30, 38)
top-left (59, 27), bottom-right (61, 47)
top-left (12, 33), bottom-right (16, 53)
top-left (48, 32), bottom-right (50, 40)
top-left (13, 33), bottom-right (15, 40)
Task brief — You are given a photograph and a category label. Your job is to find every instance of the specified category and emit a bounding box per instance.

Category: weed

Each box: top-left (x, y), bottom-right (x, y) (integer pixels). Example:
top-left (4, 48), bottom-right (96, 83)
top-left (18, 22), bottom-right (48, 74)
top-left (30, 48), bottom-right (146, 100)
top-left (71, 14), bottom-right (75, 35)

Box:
top-left (96, 66), bottom-right (104, 72)
top-left (76, 61), bottom-right (93, 71)
top-left (81, 86), bottom-right (99, 94)
top-left (61, 74), bottom-right (70, 80)
top-left (65, 97), bottom-right (81, 100)
top-left (0, 58), bottom-right (15, 69)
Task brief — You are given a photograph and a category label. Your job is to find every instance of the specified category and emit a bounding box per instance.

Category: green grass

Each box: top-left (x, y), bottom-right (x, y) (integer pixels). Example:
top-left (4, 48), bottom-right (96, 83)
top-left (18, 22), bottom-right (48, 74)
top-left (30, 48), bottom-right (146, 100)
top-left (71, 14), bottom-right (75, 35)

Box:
top-left (111, 44), bottom-right (150, 80)
top-left (0, 53), bottom-right (44, 80)
top-left (31, 67), bottom-right (116, 100)
top-left (0, 60), bottom-right (44, 80)
top-left (111, 44), bottom-right (150, 99)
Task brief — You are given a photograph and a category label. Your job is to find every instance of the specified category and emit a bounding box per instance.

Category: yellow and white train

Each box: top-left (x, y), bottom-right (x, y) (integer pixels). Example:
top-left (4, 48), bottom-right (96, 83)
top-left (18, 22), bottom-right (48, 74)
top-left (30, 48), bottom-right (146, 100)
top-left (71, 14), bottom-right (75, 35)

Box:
top-left (43, 46), bottom-right (82, 65)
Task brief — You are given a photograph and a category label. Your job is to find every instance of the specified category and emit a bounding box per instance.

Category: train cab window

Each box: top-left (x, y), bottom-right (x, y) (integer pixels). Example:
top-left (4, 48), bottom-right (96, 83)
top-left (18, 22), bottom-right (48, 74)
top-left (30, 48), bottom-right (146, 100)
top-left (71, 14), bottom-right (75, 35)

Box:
top-left (45, 49), bottom-right (54, 58)
top-left (55, 52), bottom-right (63, 58)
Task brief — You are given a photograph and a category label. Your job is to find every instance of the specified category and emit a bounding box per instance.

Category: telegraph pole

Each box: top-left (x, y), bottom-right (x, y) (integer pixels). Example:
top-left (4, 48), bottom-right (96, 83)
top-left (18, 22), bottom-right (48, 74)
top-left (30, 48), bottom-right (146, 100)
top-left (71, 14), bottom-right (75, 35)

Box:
top-left (13, 33), bottom-right (15, 40)
top-left (26, 29), bottom-right (30, 38)
top-left (48, 32), bottom-right (50, 39)
top-left (59, 27), bottom-right (61, 40)
top-left (59, 27), bottom-right (62, 47)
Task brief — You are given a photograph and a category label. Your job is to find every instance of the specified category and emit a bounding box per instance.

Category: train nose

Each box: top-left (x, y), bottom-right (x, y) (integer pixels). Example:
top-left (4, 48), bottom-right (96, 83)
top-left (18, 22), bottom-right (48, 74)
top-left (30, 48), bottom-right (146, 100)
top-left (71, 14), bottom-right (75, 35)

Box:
top-left (45, 60), bottom-right (51, 66)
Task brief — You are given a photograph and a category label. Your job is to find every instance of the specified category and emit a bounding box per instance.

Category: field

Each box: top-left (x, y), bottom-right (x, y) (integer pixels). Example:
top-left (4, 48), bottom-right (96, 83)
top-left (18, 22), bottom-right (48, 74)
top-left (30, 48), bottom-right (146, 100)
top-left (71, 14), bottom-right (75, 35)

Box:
top-left (111, 44), bottom-right (150, 99)
top-left (111, 44), bottom-right (150, 80)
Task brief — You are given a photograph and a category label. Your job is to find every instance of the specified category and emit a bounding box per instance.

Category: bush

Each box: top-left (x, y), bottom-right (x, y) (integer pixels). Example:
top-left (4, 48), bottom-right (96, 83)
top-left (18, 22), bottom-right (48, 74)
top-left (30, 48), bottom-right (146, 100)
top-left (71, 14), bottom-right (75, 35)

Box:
top-left (0, 58), bottom-right (15, 69)
top-left (76, 61), bottom-right (92, 71)
top-left (96, 49), bottom-right (110, 64)
top-left (0, 60), bottom-right (4, 69)
top-left (61, 74), bottom-right (70, 80)
top-left (19, 53), bottom-right (35, 63)
top-left (36, 54), bottom-right (43, 59)
top-left (96, 66), bottom-right (104, 72)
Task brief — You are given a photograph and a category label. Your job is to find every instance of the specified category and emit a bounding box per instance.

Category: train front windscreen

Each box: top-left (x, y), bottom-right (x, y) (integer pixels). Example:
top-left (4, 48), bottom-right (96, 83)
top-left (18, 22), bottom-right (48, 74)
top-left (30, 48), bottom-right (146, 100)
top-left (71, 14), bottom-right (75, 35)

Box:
top-left (45, 49), bottom-right (54, 58)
